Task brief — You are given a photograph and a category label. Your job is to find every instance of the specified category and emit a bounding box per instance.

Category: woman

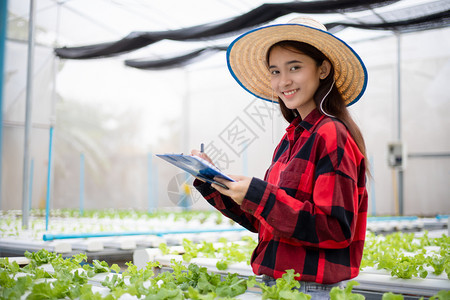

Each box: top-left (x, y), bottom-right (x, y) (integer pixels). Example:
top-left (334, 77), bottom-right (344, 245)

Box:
top-left (191, 17), bottom-right (368, 297)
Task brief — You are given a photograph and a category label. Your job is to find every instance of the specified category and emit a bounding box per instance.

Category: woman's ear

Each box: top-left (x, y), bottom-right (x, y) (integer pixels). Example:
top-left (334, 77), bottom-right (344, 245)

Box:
top-left (319, 60), bottom-right (331, 79)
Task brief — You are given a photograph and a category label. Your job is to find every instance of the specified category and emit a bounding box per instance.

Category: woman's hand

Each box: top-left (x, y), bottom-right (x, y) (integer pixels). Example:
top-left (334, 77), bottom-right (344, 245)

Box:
top-left (191, 149), bottom-right (214, 165)
top-left (190, 149), bottom-right (216, 184)
top-left (191, 149), bottom-right (251, 205)
top-left (191, 149), bottom-right (217, 182)
top-left (212, 175), bottom-right (252, 206)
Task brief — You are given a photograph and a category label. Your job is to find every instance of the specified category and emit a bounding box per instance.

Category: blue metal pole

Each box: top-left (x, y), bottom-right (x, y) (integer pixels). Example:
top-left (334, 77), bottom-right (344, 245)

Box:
top-left (45, 127), bottom-right (54, 231)
top-left (367, 216), bottom-right (417, 222)
top-left (0, 0), bottom-right (8, 210)
top-left (80, 153), bottom-right (85, 216)
top-left (28, 159), bottom-right (34, 210)
top-left (43, 227), bottom-right (247, 241)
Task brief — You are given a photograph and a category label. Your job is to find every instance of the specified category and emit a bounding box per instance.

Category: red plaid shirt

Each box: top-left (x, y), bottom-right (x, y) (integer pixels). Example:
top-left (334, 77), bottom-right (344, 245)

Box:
top-left (195, 108), bottom-right (368, 284)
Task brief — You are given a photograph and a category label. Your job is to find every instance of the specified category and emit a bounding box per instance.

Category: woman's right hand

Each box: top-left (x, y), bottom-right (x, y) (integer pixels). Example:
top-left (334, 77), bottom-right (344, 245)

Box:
top-left (190, 149), bottom-right (215, 166)
top-left (190, 149), bottom-right (216, 184)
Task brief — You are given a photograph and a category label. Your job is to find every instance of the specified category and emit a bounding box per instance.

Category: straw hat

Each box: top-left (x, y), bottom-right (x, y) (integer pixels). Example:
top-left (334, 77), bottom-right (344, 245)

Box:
top-left (226, 17), bottom-right (367, 106)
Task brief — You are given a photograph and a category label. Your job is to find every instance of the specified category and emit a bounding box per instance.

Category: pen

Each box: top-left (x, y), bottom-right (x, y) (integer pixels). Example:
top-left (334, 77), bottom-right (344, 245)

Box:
top-left (200, 143), bottom-right (204, 153)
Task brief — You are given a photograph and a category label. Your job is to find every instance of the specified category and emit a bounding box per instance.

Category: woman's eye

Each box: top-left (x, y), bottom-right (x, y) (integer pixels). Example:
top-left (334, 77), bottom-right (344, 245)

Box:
top-left (290, 66), bottom-right (301, 71)
top-left (270, 70), bottom-right (279, 75)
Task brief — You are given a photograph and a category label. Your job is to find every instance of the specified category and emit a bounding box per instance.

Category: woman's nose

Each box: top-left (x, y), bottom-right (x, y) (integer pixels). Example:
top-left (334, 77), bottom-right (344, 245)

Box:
top-left (280, 73), bottom-right (292, 86)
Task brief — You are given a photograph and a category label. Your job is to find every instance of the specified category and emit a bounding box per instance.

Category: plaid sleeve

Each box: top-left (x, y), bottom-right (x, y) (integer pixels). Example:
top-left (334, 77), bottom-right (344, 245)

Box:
top-left (240, 120), bottom-right (365, 248)
top-left (193, 179), bottom-right (259, 233)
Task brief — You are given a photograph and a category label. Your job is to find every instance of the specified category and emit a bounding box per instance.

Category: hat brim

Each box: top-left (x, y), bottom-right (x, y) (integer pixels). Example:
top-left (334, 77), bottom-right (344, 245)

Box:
top-left (226, 23), bottom-right (368, 106)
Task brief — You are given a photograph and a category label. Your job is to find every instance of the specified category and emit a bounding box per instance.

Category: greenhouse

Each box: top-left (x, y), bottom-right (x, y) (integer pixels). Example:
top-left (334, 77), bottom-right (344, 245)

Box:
top-left (1, 0), bottom-right (449, 299)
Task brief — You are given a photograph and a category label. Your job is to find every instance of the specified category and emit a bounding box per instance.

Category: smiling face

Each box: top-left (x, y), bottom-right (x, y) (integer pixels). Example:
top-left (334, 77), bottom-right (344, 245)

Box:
top-left (268, 45), bottom-right (330, 119)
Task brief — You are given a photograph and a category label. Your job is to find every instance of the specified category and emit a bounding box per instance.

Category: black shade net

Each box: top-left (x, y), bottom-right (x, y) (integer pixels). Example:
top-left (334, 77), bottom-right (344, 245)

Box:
top-left (327, 0), bottom-right (450, 33)
top-left (54, 0), bottom-right (450, 70)
top-left (124, 46), bottom-right (228, 70)
top-left (54, 0), bottom-right (400, 59)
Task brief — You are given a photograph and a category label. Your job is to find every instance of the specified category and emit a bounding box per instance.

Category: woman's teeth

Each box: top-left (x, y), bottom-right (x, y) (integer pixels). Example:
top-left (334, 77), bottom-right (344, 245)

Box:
top-left (283, 90), bottom-right (297, 96)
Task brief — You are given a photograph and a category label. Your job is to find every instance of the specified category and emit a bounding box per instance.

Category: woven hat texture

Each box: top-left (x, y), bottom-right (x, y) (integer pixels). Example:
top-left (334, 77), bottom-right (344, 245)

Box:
top-left (226, 17), bottom-right (367, 106)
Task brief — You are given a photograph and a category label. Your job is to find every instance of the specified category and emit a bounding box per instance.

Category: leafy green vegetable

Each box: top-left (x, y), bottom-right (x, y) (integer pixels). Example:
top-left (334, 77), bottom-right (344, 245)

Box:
top-left (426, 255), bottom-right (448, 276)
top-left (256, 269), bottom-right (310, 300)
top-left (24, 249), bottom-right (58, 266)
top-left (110, 263), bottom-right (121, 274)
top-left (329, 280), bottom-right (364, 300)
top-left (28, 279), bottom-right (71, 300)
top-left (159, 243), bottom-right (171, 255)
top-left (175, 235), bottom-right (256, 272)
top-left (216, 260), bottom-right (228, 270)
top-left (68, 283), bottom-right (106, 300)
top-left (182, 239), bottom-right (199, 262)
top-left (430, 290), bottom-right (450, 300)
top-left (361, 231), bottom-right (449, 279)
top-left (83, 259), bottom-right (111, 277)
top-left (0, 272), bottom-right (32, 299)
top-left (382, 292), bottom-right (404, 300)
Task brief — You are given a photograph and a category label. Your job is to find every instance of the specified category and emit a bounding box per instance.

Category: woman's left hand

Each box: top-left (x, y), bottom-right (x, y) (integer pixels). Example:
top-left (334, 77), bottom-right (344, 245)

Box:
top-left (212, 175), bottom-right (252, 205)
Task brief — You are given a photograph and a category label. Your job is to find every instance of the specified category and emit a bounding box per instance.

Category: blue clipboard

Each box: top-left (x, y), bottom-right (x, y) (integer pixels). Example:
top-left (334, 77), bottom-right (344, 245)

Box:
top-left (156, 154), bottom-right (235, 189)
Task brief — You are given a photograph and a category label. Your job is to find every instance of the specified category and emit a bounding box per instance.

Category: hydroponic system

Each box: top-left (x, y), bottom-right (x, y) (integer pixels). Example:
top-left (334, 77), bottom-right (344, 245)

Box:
top-left (3, 0), bottom-right (450, 298)
top-left (0, 209), bottom-right (449, 299)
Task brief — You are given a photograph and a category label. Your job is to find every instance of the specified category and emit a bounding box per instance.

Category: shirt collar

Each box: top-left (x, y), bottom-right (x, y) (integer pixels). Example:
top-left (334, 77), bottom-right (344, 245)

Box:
top-left (287, 108), bottom-right (325, 134)
top-left (300, 108), bottom-right (325, 132)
